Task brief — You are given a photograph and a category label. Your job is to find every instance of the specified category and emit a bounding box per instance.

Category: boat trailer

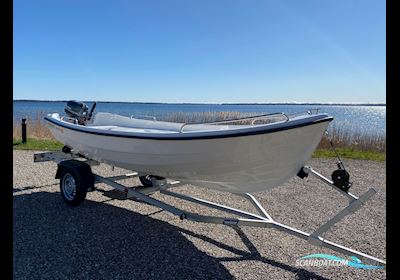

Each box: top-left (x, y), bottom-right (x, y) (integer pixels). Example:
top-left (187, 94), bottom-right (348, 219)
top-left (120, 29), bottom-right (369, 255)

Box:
top-left (34, 151), bottom-right (386, 267)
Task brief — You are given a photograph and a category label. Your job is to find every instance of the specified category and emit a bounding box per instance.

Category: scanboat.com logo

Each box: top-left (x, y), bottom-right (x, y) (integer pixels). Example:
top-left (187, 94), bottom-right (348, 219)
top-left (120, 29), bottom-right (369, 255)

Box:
top-left (295, 254), bottom-right (384, 269)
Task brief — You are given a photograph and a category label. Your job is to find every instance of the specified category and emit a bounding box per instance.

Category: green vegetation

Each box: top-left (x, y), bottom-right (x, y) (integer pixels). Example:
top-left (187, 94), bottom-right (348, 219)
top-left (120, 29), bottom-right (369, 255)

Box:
top-left (313, 148), bottom-right (385, 162)
top-left (13, 138), bottom-right (64, 151)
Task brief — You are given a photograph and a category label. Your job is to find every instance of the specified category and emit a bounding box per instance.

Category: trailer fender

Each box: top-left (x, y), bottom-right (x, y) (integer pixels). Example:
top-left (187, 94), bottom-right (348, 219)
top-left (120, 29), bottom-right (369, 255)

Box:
top-left (55, 160), bottom-right (94, 190)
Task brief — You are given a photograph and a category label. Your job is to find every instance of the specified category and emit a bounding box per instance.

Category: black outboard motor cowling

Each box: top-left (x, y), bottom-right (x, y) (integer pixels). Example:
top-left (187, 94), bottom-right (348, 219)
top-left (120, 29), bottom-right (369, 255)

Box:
top-left (64, 100), bottom-right (89, 124)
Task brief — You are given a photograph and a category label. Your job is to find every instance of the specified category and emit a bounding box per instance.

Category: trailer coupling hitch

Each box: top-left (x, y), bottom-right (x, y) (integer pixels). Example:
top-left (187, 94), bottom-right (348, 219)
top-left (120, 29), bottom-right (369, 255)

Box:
top-left (297, 161), bottom-right (352, 193)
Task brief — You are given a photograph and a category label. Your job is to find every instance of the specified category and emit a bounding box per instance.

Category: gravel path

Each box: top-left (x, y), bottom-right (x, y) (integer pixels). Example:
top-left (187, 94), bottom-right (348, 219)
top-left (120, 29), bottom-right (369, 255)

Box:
top-left (13, 150), bottom-right (386, 280)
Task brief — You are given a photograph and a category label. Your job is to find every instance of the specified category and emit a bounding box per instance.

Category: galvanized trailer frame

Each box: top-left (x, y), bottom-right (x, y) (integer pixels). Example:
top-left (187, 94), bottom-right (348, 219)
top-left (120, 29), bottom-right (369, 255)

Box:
top-left (34, 151), bottom-right (386, 267)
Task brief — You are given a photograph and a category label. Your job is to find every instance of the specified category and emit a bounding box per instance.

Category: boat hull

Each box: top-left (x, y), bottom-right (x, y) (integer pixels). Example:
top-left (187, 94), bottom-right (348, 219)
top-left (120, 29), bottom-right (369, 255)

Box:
top-left (46, 119), bottom-right (330, 193)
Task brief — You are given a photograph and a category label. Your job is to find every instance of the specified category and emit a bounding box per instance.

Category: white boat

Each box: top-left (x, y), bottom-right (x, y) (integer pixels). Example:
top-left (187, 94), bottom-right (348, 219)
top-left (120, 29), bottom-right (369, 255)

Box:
top-left (44, 101), bottom-right (333, 193)
top-left (37, 101), bottom-right (386, 267)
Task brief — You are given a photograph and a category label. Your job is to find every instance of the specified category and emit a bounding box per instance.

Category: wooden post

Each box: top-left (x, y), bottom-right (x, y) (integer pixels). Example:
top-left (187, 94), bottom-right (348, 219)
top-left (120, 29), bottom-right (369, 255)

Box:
top-left (21, 118), bottom-right (27, 143)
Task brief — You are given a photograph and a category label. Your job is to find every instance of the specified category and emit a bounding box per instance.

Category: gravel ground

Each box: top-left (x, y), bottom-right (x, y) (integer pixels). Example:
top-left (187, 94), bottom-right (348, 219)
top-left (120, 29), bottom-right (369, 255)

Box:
top-left (13, 150), bottom-right (386, 280)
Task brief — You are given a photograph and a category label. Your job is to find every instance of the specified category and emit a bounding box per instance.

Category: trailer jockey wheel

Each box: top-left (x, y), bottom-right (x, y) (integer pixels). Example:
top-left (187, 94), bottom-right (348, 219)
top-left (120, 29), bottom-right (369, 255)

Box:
top-left (62, 146), bottom-right (71, 154)
top-left (331, 169), bottom-right (352, 192)
top-left (139, 175), bottom-right (165, 188)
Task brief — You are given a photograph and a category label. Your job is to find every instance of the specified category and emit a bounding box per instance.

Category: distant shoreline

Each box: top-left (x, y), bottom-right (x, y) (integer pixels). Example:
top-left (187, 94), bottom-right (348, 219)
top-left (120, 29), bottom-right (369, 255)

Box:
top-left (13, 100), bottom-right (386, 106)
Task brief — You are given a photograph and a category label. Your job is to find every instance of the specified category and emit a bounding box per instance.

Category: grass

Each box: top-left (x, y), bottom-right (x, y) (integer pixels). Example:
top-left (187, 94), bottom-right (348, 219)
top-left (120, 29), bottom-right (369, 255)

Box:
top-left (13, 111), bottom-right (386, 161)
top-left (313, 148), bottom-right (385, 162)
top-left (13, 138), bottom-right (64, 151)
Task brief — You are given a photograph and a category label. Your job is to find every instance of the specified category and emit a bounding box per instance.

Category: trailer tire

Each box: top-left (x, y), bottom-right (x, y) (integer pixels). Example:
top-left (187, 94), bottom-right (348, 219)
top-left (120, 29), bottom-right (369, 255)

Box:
top-left (59, 163), bottom-right (92, 206)
top-left (139, 175), bottom-right (165, 188)
top-left (139, 175), bottom-right (154, 187)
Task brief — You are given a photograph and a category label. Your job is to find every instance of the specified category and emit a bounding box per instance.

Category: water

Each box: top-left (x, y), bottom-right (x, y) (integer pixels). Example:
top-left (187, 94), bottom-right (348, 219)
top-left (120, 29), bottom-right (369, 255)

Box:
top-left (13, 101), bottom-right (386, 137)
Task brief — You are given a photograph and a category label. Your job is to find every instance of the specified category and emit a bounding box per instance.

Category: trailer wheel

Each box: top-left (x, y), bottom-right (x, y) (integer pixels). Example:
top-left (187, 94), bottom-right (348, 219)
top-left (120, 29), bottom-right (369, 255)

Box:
top-left (139, 175), bottom-right (165, 188)
top-left (139, 175), bottom-right (154, 187)
top-left (60, 168), bottom-right (88, 206)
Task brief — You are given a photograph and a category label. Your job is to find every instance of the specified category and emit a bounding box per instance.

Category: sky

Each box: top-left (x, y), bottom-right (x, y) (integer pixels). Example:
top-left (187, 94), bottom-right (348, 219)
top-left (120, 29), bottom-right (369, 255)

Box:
top-left (13, 0), bottom-right (386, 103)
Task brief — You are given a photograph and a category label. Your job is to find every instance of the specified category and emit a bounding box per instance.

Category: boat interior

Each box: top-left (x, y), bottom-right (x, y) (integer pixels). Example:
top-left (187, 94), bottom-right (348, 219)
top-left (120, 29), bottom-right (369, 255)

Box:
top-left (54, 112), bottom-right (302, 134)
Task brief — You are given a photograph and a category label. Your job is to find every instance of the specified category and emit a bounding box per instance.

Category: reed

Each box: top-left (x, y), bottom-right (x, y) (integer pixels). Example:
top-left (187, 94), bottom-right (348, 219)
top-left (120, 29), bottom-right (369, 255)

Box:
top-left (318, 124), bottom-right (386, 153)
top-left (13, 111), bottom-right (386, 154)
top-left (163, 111), bottom-right (243, 123)
top-left (13, 112), bottom-right (54, 140)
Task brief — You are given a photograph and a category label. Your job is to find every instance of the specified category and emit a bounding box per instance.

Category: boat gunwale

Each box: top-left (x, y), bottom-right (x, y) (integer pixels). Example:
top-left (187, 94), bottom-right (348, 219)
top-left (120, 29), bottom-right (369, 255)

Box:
top-left (45, 113), bottom-right (333, 140)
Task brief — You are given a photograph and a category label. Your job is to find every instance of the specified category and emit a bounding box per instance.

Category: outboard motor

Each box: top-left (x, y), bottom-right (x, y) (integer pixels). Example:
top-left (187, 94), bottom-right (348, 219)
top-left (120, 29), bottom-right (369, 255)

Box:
top-left (64, 100), bottom-right (90, 125)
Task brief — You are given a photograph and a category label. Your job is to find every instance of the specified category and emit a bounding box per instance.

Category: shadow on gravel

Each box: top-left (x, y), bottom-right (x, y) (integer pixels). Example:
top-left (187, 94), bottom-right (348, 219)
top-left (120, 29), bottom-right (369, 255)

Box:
top-left (13, 191), bottom-right (328, 280)
top-left (13, 191), bottom-right (232, 280)
top-left (178, 226), bottom-right (330, 280)
top-left (13, 183), bottom-right (58, 193)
